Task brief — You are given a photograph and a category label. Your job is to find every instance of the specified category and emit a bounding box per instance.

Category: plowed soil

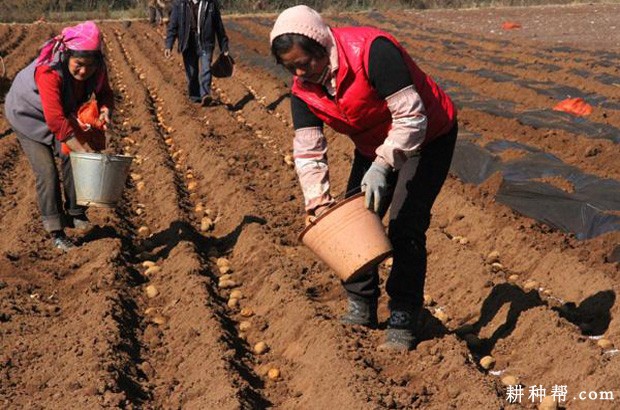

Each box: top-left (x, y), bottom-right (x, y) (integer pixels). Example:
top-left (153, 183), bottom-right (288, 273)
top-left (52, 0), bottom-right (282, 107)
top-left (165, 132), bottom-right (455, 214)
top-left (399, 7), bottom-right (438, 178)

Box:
top-left (1, 3), bottom-right (619, 409)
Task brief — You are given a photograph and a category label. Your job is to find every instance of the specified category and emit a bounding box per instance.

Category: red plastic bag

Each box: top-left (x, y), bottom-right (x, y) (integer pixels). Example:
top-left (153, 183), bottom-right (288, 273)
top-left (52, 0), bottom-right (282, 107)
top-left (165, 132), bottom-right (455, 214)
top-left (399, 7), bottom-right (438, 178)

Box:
top-left (502, 22), bottom-right (522, 30)
top-left (61, 100), bottom-right (106, 155)
top-left (553, 97), bottom-right (593, 117)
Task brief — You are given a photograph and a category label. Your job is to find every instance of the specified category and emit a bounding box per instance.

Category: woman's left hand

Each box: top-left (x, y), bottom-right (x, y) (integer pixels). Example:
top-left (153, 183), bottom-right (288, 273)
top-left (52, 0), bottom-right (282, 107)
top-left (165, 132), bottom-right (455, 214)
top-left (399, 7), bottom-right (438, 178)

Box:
top-left (64, 135), bottom-right (93, 153)
top-left (361, 162), bottom-right (391, 213)
top-left (99, 107), bottom-right (111, 130)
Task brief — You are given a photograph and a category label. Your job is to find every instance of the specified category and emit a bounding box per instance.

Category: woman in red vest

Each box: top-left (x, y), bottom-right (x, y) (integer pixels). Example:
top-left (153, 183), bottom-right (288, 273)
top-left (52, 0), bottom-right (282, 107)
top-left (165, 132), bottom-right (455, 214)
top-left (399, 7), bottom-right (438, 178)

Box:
top-left (5, 21), bottom-right (113, 252)
top-left (271, 6), bottom-right (458, 351)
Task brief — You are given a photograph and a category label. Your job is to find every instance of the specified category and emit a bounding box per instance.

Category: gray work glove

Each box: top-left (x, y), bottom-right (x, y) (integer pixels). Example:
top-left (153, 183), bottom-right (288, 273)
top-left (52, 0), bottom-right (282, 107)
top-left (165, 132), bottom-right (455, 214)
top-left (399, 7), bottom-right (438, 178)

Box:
top-left (361, 162), bottom-right (391, 213)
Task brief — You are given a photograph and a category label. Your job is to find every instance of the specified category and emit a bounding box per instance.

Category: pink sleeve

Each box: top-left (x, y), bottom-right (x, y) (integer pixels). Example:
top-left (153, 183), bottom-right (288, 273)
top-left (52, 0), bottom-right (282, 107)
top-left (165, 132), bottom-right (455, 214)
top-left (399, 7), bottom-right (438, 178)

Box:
top-left (293, 126), bottom-right (334, 213)
top-left (375, 85), bottom-right (427, 170)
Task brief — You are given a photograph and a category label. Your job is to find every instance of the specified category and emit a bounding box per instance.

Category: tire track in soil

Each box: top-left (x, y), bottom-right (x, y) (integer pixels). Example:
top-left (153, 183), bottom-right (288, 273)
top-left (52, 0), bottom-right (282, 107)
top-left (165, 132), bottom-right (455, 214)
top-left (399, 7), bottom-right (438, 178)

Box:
top-left (105, 24), bottom-right (271, 408)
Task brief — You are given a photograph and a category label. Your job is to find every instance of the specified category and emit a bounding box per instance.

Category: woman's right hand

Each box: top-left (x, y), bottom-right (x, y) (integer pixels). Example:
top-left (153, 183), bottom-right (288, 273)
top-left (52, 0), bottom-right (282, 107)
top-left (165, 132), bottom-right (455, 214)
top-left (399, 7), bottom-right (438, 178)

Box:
top-left (64, 135), bottom-right (93, 153)
top-left (304, 203), bottom-right (331, 226)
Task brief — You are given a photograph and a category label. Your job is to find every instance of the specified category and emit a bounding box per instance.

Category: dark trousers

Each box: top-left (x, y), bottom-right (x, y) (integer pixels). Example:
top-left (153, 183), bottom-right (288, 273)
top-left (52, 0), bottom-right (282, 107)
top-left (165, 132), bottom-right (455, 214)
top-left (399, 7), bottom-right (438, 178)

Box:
top-left (343, 123), bottom-right (458, 310)
top-left (148, 6), bottom-right (163, 25)
top-left (16, 133), bottom-right (85, 232)
top-left (182, 34), bottom-right (214, 102)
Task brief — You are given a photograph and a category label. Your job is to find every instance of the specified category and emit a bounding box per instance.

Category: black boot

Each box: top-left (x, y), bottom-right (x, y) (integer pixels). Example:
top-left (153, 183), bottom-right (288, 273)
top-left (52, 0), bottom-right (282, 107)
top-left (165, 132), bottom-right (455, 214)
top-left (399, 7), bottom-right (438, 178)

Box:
top-left (69, 214), bottom-right (92, 232)
top-left (51, 230), bottom-right (76, 252)
top-left (340, 297), bottom-right (378, 329)
top-left (378, 302), bottom-right (419, 351)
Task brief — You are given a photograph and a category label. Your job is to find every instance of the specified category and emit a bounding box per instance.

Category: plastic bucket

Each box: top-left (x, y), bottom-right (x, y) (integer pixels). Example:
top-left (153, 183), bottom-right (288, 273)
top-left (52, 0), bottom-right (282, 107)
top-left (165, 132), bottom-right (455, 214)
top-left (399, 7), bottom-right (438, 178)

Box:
top-left (299, 193), bottom-right (393, 282)
top-left (70, 152), bottom-right (133, 207)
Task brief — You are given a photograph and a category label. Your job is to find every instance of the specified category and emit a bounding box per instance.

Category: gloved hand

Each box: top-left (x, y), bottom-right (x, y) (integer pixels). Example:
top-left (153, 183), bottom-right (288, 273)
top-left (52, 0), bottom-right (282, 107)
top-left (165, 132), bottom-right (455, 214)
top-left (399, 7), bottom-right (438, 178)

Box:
top-left (361, 162), bottom-right (391, 213)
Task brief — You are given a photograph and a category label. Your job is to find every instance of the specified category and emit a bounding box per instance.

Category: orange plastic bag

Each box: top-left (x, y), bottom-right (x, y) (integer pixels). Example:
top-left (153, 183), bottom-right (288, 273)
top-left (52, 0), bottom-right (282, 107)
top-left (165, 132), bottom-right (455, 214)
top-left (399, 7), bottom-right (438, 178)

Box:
top-left (501, 22), bottom-right (522, 30)
top-left (553, 97), bottom-right (593, 117)
top-left (61, 100), bottom-right (106, 155)
top-left (77, 99), bottom-right (106, 130)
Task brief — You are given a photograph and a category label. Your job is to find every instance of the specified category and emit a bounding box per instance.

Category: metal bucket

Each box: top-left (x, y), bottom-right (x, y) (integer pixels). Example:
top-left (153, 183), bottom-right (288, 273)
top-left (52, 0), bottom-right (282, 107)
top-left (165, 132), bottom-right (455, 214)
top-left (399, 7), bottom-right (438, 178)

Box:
top-left (70, 152), bottom-right (133, 208)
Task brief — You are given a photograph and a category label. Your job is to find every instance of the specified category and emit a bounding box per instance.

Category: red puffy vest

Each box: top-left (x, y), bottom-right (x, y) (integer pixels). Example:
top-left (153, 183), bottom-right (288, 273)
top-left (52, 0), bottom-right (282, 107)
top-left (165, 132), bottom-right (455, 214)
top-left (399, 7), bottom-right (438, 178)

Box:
top-left (292, 27), bottom-right (456, 159)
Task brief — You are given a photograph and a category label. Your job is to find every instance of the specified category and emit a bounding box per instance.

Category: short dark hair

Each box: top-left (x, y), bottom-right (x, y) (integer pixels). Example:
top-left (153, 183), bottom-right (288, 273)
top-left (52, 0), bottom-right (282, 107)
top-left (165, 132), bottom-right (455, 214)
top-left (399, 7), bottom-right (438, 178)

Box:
top-left (271, 33), bottom-right (327, 65)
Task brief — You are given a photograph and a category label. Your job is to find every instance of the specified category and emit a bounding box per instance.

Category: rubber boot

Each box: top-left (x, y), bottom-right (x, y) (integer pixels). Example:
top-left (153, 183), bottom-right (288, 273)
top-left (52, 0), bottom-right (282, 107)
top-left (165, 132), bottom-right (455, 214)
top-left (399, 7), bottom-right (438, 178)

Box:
top-left (378, 302), bottom-right (419, 351)
top-left (340, 297), bottom-right (378, 329)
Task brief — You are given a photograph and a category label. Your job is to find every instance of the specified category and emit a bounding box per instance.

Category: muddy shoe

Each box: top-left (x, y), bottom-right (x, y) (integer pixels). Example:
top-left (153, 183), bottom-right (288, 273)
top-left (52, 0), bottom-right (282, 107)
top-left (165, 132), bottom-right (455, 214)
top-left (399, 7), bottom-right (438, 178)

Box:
top-left (201, 95), bottom-right (214, 107)
top-left (51, 231), bottom-right (76, 252)
top-left (378, 309), bottom-right (417, 352)
top-left (70, 215), bottom-right (92, 232)
top-left (340, 297), bottom-right (378, 328)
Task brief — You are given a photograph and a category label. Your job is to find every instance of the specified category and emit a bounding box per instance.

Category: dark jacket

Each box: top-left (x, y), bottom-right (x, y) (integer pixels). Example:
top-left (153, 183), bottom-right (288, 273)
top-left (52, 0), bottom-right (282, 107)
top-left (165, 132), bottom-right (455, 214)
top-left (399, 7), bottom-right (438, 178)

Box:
top-left (165, 0), bottom-right (229, 53)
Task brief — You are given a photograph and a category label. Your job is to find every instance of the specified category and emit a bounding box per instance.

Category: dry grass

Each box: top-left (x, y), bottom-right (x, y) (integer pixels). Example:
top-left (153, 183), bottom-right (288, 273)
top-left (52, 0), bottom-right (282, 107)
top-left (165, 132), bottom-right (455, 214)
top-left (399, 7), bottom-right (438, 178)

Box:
top-left (0, 0), bottom-right (606, 22)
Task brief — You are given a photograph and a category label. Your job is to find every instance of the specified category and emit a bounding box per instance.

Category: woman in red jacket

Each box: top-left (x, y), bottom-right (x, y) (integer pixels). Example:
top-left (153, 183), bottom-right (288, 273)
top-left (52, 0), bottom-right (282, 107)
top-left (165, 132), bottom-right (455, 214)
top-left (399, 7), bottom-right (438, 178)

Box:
top-left (5, 21), bottom-right (114, 252)
top-left (271, 6), bottom-right (458, 351)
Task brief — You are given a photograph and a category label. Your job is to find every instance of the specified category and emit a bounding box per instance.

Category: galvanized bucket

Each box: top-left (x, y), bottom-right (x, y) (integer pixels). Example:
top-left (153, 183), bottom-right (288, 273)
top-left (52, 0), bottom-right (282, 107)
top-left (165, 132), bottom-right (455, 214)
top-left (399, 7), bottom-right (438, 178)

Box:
top-left (70, 152), bottom-right (133, 208)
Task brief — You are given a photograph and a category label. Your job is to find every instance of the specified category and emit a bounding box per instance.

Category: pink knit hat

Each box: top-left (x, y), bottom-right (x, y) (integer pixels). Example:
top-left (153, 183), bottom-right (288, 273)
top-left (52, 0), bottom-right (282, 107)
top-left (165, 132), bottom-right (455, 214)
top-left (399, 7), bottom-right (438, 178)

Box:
top-left (37, 21), bottom-right (102, 66)
top-left (270, 5), bottom-right (331, 48)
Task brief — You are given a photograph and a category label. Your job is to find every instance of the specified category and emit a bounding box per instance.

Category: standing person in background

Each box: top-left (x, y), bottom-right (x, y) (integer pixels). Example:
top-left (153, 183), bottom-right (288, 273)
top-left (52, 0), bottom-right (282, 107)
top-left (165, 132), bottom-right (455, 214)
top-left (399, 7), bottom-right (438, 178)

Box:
top-left (148, 0), bottom-right (167, 25)
top-left (164, 0), bottom-right (230, 106)
top-left (270, 6), bottom-right (458, 351)
top-left (4, 21), bottom-right (114, 252)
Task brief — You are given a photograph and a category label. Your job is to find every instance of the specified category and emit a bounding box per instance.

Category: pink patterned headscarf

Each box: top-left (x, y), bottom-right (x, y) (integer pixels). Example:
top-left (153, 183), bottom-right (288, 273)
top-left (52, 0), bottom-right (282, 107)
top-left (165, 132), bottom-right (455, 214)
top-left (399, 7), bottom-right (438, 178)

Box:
top-left (36, 21), bottom-right (102, 66)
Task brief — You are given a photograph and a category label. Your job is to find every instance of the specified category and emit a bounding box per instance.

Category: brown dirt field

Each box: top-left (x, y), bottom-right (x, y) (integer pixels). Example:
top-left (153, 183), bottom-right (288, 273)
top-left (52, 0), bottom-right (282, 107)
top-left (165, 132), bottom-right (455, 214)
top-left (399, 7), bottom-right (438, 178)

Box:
top-left (1, 3), bottom-right (619, 409)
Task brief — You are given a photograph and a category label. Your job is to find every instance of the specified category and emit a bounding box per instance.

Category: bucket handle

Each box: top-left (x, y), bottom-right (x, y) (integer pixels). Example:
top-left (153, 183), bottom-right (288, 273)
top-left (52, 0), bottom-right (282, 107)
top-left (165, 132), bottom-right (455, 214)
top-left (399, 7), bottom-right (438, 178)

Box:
top-left (335, 186), bottom-right (364, 202)
top-left (306, 187), bottom-right (364, 226)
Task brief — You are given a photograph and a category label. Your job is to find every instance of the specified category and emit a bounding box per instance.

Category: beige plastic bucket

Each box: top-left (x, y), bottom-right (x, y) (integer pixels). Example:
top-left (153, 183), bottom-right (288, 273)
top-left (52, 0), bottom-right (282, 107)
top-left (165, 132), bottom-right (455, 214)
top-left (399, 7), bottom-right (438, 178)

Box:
top-left (299, 193), bottom-right (393, 282)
